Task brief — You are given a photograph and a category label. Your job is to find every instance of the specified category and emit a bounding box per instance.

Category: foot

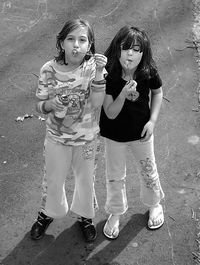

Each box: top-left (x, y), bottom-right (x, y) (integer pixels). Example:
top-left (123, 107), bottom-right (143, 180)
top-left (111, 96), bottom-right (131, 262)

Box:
top-left (103, 214), bottom-right (120, 239)
top-left (148, 204), bottom-right (164, 230)
top-left (79, 217), bottom-right (97, 242)
top-left (30, 212), bottom-right (53, 240)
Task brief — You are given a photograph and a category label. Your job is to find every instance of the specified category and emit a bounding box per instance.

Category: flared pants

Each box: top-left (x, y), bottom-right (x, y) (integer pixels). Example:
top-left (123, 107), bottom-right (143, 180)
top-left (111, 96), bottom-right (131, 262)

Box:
top-left (40, 137), bottom-right (97, 219)
top-left (104, 135), bottom-right (164, 215)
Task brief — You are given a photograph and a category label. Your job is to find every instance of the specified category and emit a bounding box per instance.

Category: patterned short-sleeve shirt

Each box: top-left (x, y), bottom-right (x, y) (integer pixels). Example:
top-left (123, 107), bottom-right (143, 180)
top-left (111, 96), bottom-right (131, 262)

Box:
top-left (36, 58), bottom-right (100, 146)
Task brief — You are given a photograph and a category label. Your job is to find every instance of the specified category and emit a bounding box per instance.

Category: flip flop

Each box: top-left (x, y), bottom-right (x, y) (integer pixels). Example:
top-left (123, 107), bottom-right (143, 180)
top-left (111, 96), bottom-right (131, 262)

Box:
top-left (148, 204), bottom-right (164, 230)
top-left (103, 214), bottom-right (119, 239)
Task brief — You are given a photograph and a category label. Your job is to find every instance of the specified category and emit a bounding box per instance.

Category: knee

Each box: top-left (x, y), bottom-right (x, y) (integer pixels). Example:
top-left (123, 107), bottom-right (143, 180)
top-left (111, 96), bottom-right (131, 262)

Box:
top-left (107, 177), bottom-right (126, 189)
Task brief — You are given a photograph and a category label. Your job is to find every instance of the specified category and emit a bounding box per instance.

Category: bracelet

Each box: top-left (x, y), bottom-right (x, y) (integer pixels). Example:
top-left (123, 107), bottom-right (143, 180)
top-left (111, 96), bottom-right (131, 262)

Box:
top-left (41, 101), bottom-right (51, 114)
top-left (92, 79), bottom-right (106, 85)
top-left (91, 83), bottom-right (106, 92)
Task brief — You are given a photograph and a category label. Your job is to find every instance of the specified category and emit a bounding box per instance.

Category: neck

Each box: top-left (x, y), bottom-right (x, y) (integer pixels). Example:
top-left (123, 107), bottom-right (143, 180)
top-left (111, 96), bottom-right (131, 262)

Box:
top-left (63, 59), bottom-right (81, 71)
top-left (122, 69), bottom-right (135, 80)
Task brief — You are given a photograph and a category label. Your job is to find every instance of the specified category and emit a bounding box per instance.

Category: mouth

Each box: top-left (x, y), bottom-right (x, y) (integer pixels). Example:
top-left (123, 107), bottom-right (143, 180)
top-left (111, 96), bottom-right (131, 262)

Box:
top-left (72, 49), bottom-right (79, 56)
top-left (72, 50), bottom-right (92, 58)
top-left (125, 60), bottom-right (132, 68)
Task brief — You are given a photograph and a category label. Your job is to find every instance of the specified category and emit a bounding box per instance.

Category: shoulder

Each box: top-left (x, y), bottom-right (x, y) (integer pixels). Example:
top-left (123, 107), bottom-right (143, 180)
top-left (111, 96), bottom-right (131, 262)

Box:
top-left (149, 69), bottom-right (162, 89)
top-left (40, 60), bottom-right (55, 73)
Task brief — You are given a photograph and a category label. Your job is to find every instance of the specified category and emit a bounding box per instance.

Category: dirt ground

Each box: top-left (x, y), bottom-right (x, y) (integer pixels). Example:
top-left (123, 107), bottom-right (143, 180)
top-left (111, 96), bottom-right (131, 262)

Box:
top-left (0, 0), bottom-right (200, 264)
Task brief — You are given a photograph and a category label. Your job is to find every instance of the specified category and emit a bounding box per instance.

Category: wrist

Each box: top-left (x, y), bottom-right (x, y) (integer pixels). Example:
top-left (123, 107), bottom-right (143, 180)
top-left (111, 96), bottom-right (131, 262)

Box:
top-left (149, 118), bottom-right (156, 124)
top-left (96, 67), bottom-right (104, 72)
top-left (95, 69), bottom-right (104, 80)
top-left (91, 79), bottom-right (106, 93)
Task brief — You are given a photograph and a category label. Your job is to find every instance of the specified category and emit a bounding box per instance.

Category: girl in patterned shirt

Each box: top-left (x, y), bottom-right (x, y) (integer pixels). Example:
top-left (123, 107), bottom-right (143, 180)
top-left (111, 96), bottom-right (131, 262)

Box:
top-left (30, 18), bottom-right (107, 242)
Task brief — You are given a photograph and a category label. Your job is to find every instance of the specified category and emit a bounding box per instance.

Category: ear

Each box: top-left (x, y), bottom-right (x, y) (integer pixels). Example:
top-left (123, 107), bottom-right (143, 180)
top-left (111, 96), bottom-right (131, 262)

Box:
top-left (60, 41), bottom-right (64, 50)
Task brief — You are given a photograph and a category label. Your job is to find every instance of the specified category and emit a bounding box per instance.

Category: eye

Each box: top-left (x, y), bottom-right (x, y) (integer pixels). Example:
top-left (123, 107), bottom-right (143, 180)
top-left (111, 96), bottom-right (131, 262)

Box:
top-left (132, 47), bottom-right (141, 52)
top-left (66, 37), bottom-right (73, 41)
top-left (80, 38), bottom-right (87, 42)
top-left (121, 44), bottom-right (128, 50)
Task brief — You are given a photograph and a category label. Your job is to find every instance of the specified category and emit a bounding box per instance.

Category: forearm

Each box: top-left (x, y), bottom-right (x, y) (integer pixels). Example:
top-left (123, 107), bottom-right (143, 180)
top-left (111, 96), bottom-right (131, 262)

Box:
top-left (90, 74), bottom-right (106, 108)
top-left (36, 100), bottom-right (52, 114)
top-left (150, 90), bottom-right (163, 123)
top-left (104, 92), bottom-right (126, 119)
top-left (90, 68), bottom-right (106, 108)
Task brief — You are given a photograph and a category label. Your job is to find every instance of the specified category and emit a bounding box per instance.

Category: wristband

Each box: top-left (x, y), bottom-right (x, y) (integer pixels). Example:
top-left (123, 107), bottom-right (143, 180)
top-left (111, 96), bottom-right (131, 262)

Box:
top-left (92, 79), bottom-right (106, 85)
top-left (91, 82), bottom-right (106, 92)
top-left (41, 101), bottom-right (51, 114)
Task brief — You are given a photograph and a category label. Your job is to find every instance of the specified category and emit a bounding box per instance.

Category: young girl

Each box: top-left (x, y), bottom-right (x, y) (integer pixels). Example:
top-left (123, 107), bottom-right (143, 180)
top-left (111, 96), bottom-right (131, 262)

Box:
top-left (30, 18), bottom-right (107, 242)
top-left (100, 26), bottom-right (164, 239)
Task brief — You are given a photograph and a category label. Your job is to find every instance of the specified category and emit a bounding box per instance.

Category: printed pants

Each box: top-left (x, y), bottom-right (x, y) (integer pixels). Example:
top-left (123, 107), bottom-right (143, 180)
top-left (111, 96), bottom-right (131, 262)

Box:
top-left (104, 135), bottom-right (164, 215)
top-left (40, 137), bottom-right (98, 219)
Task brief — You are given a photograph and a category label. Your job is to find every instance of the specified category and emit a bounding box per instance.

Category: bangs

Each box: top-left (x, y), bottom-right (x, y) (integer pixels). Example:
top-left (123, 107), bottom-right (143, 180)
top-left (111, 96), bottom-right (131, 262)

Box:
top-left (121, 33), bottom-right (143, 52)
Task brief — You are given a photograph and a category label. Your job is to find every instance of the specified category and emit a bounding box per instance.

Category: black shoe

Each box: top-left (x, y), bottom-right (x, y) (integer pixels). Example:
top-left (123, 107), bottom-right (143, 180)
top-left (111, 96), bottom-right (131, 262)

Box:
top-left (30, 212), bottom-right (53, 240)
top-left (79, 217), bottom-right (97, 242)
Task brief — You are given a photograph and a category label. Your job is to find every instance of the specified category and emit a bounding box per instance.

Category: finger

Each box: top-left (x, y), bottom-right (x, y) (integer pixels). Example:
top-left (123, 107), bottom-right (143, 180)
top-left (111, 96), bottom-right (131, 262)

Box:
top-left (141, 128), bottom-right (145, 138)
top-left (141, 126), bottom-right (149, 138)
top-left (140, 136), bottom-right (148, 142)
top-left (96, 58), bottom-right (107, 65)
top-left (94, 54), bottom-right (107, 62)
top-left (140, 130), bottom-right (149, 141)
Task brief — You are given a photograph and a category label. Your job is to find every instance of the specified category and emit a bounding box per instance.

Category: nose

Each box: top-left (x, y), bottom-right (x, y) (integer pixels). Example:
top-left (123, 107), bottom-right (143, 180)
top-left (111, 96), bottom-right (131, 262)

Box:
top-left (127, 49), bottom-right (134, 55)
top-left (74, 39), bottom-right (79, 48)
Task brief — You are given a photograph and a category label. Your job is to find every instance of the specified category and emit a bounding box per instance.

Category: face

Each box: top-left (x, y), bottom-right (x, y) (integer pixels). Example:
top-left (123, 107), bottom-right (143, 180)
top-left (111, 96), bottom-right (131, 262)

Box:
top-left (61, 26), bottom-right (91, 66)
top-left (119, 43), bottom-right (143, 73)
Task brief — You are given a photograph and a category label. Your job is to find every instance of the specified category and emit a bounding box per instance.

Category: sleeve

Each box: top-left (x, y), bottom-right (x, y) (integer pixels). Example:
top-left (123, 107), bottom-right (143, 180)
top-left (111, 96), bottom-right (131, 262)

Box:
top-left (36, 64), bottom-right (50, 100)
top-left (35, 62), bottom-right (52, 114)
top-left (105, 75), bottom-right (114, 96)
top-left (149, 71), bottom-right (162, 90)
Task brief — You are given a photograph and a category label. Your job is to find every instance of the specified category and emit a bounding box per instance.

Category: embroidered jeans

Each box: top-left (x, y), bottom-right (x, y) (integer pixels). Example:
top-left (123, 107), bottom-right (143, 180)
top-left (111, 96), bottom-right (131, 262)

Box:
top-left (104, 135), bottom-right (164, 215)
top-left (40, 137), bottom-right (98, 219)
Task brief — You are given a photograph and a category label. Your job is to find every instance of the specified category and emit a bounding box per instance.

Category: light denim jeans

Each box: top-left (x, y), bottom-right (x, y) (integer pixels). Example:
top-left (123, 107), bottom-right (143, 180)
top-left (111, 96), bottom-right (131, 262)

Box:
top-left (40, 137), bottom-right (98, 219)
top-left (104, 135), bottom-right (164, 215)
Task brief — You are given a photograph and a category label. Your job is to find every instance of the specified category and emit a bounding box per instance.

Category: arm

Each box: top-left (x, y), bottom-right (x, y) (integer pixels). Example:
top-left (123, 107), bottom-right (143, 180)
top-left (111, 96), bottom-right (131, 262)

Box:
top-left (141, 87), bottom-right (163, 141)
top-left (90, 54), bottom-right (107, 108)
top-left (36, 66), bottom-right (64, 114)
top-left (36, 97), bottom-right (64, 114)
top-left (150, 87), bottom-right (163, 123)
top-left (103, 80), bottom-right (137, 119)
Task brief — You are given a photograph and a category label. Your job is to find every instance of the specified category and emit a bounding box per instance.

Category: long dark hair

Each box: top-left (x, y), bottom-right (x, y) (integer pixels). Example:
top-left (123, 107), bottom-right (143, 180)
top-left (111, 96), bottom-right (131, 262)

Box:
top-left (105, 26), bottom-right (157, 80)
top-left (55, 19), bottom-right (95, 64)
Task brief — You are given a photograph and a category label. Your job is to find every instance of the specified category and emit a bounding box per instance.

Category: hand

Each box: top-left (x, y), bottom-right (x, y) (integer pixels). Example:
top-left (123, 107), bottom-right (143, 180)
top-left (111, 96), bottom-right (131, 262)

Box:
top-left (120, 80), bottom-right (137, 98)
top-left (94, 53), bottom-right (107, 71)
top-left (140, 120), bottom-right (155, 141)
top-left (45, 96), bottom-right (65, 112)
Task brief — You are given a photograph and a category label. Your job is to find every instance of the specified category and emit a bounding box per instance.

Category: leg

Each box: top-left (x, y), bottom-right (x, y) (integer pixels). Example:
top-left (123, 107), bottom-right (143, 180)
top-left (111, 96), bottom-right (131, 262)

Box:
top-left (129, 135), bottom-right (164, 229)
top-left (70, 140), bottom-right (97, 218)
top-left (41, 137), bottom-right (72, 218)
top-left (31, 138), bottom-right (72, 240)
top-left (70, 140), bottom-right (98, 242)
top-left (104, 138), bottom-right (128, 215)
top-left (103, 138), bottom-right (128, 239)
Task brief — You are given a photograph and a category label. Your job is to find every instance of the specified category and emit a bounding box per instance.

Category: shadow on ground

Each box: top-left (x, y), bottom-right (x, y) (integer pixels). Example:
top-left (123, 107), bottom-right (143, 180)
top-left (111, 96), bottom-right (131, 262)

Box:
top-left (2, 212), bottom-right (148, 265)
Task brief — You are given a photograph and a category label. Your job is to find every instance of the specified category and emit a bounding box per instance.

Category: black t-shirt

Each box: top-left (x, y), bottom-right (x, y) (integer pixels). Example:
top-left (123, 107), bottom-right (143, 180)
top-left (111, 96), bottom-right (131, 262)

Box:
top-left (99, 71), bottom-right (162, 142)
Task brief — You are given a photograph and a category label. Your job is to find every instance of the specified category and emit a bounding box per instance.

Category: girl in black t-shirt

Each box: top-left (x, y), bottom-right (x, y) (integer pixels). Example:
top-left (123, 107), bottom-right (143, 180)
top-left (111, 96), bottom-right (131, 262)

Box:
top-left (100, 26), bottom-right (165, 239)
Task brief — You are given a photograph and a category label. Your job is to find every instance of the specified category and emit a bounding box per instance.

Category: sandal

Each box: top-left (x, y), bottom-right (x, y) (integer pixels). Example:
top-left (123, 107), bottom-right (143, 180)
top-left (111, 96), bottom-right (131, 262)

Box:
top-left (103, 214), bottom-right (120, 239)
top-left (148, 204), bottom-right (164, 230)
